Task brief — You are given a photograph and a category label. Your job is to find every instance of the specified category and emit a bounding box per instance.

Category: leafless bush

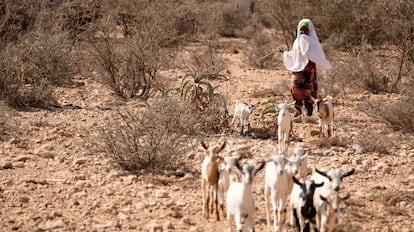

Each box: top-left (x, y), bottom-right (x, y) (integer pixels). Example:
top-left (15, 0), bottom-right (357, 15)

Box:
top-left (353, 129), bottom-right (393, 154)
top-left (0, 1), bottom-right (40, 47)
top-left (246, 30), bottom-right (278, 69)
top-left (91, 32), bottom-right (163, 99)
top-left (314, 136), bottom-right (350, 149)
top-left (0, 102), bottom-right (11, 140)
top-left (0, 45), bottom-right (58, 108)
top-left (197, 93), bottom-right (230, 134)
top-left (99, 96), bottom-right (193, 172)
top-left (24, 31), bottom-right (76, 86)
top-left (365, 95), bottom-right (414, 134)
top-left (187, 43), bottom-right (228, 78)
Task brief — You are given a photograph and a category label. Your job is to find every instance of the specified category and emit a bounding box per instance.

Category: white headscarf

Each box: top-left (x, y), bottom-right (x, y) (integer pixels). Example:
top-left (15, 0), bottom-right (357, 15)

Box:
top-left (283, 19), bottom-right (332, 72)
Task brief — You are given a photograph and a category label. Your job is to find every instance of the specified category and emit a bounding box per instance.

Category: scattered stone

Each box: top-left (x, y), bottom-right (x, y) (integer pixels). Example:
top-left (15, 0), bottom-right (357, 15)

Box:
top-left (136, 202), bottom-right (147, 210)
top-left (122, 175), bottom-right (137, 185)
top-left (0, 161), bottom-right (13, 169)
top-left (38, 219), bottom-right (65, 230)
top-left (163, 221), bottom-right (174, 231)
top-left (155, 190), bottom-right (169, 198)
top-left (73, 157), bottom-right (88, 166)
top-left (14, 155), bottom-right (32, 162)
top-left (146, 223), bottom-right (163, 232)
top-left (352, 144), bottom-right (364, 154)
top-left (19, 196), bottom-right (30, 203)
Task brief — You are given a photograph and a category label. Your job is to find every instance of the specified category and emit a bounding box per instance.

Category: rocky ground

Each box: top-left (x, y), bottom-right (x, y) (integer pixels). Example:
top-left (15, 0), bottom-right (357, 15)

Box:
top-left (1, 38), bottom-right (413, 232)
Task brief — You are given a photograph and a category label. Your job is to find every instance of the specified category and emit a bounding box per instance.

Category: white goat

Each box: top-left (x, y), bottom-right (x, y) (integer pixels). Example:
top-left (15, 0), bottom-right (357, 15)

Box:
top-left (286, 147), bottom-right (309, 227)
top-left (201, 140), bottom-right (227, 221)
top-left (231, 100), bottom-right (256, 135)
top-left (311, 168), bottom-right (354, 230)
top-left (290, 176), bottom-right (324, 232)
top-left (226, 159), bottom-right (265, 232)
top-left (218, 155), bottom-right (239, 218)
top-left (286, 147), bottom-right (309, 195)
top-left (264, 154), bottom-right (289, 231)
top-left (315, 95), bottom-right (334, 137)
top-left (277, 102), bottom-right (296, 154)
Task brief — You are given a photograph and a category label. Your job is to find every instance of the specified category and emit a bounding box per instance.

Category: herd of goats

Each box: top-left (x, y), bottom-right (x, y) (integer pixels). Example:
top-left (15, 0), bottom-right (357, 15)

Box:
top-left (199, 95), bottom-right (355, 232)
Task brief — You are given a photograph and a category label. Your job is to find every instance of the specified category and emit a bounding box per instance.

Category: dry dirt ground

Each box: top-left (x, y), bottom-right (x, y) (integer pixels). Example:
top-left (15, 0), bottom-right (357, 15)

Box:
top-left (1, 38), bottom-right (413, 232)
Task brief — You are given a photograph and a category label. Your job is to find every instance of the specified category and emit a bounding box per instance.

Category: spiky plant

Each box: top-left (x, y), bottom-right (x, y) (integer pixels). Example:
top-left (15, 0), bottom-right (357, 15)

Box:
top-left (260, 103), bottom-right (279, 122)
top-left (180, 67), bottom-right (216, 110)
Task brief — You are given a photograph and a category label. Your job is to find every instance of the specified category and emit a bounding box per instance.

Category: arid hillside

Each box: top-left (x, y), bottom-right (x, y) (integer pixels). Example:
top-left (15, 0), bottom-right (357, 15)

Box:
top-left (1, 36), bottom-right (414, 231)
top-left (0, 1), bottom-right (413, 232)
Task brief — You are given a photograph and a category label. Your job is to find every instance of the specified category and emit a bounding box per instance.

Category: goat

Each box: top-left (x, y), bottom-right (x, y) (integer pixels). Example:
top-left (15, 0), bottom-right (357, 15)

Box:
top-left (226, 159), bottom-right (265, 232)
top-left (286, 147), bottom-right (309, 227)
top-left (201, 140), bottom-right (226, 221)
top-left (315, 96), bottom-right (334, 137)
top-left (290, 176), bottom-right (324, 232)
top-left (319, 194), bottom-right (349, 232)
top-left (277, 102), bottom-right (296, 154)
top-left (311, 168), bottom-right (354, 230)
top-left (230, 100), bottom-right (256, 135)
top-left (218, 155), bottom-right (239, 218)
top-left (264, 154), bottom-right (289, 231)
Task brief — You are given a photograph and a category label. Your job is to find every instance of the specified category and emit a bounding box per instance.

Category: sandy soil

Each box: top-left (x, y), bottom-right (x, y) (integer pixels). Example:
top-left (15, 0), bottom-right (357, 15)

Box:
top-left (1, 37), bottom-right (413, 232)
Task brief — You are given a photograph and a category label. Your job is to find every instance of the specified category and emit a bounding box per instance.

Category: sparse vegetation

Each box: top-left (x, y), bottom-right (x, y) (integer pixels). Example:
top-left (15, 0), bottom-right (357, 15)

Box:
top-left (1, 1), bottom-right (414, 230)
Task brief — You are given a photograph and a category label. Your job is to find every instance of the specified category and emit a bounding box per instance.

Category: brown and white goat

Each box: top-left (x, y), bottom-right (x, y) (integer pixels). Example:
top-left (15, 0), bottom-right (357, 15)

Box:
top-left (315, 95), bottom-right (334, 137)
top-left (319, 193), bottom-right (349, 232)
top-left (200, 140), bottom-right (226, 221)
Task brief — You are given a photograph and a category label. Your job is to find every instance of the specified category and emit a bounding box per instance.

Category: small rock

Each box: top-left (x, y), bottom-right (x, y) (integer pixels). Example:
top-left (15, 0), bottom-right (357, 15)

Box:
top-left (383, 166), bottom-right (392, 174)
top-left (14, 155), bottom-right (32, 162)
top-left (73, 157), bottom-right (88, 166)
top-left (136, 202), bottom-right (147, 210)
top-left (117, 212), bottom-right (129, 221)
top-left (19, 196), bottom-right (30, 203)
top-left (155, 190), bottom-right (169, 198)
top-left (122, 175), bottom-right (137, 185)
top-left (187, 153), bottom-right (195, 160)
top-left (182, 217), bottom-right (193, 225)
top-left (0, 161), bottom-right (13, 169)
top-left (352, 144), bottom-right (364, 154)
top-left (163, 221), bottom-right (174, 231)
top-left (146, 223), bottom-right (163, 232)
top-left (38, 219), bottom-right (65, 230)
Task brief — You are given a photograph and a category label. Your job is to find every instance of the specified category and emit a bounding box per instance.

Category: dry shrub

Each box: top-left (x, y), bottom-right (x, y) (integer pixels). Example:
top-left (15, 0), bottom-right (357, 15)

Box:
top-left (314, 136), bottom-right (350, 149)
top-left (99, 93), bottom-right (229, 172)
top-left (99, 97), bottom-right (194, 172)
top-left (0, 101), bottom-right (12, 140)
top-left (247, 30), bottom-right (278, 69)
top-left (197, 93), bottom-right (230, 134)
top-left (0, 45), bottom-right (58, 108)
top-left (365, 93), bottom-right (414, 133)
top-left (187, 42), bottom-right (228, 77)
top-left (24, 31), bottom-right (76, 86)
top-left (353, 129), bottom-right (393, 154)
top-left (91, 32), bottom-right (163, 99)
top-left (0, 1), bottom-right (40, 47)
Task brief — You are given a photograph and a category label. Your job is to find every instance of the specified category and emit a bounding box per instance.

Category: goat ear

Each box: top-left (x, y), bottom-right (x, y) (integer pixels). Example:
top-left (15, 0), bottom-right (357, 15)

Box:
top-left (341, 168), bottom-right (355, 180)
top-left (255, 160), bottom-right (266, 174)
top-left (292, 176), bottom-right (301, 186)
top-left (315, 182), bottom-right (324, 188)
top-left (316, 168), bottom-right (332, 181)
top-left (200, 140), bottom-right (208, 150)
top-left (235, 158), bottom-right (243, 173)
